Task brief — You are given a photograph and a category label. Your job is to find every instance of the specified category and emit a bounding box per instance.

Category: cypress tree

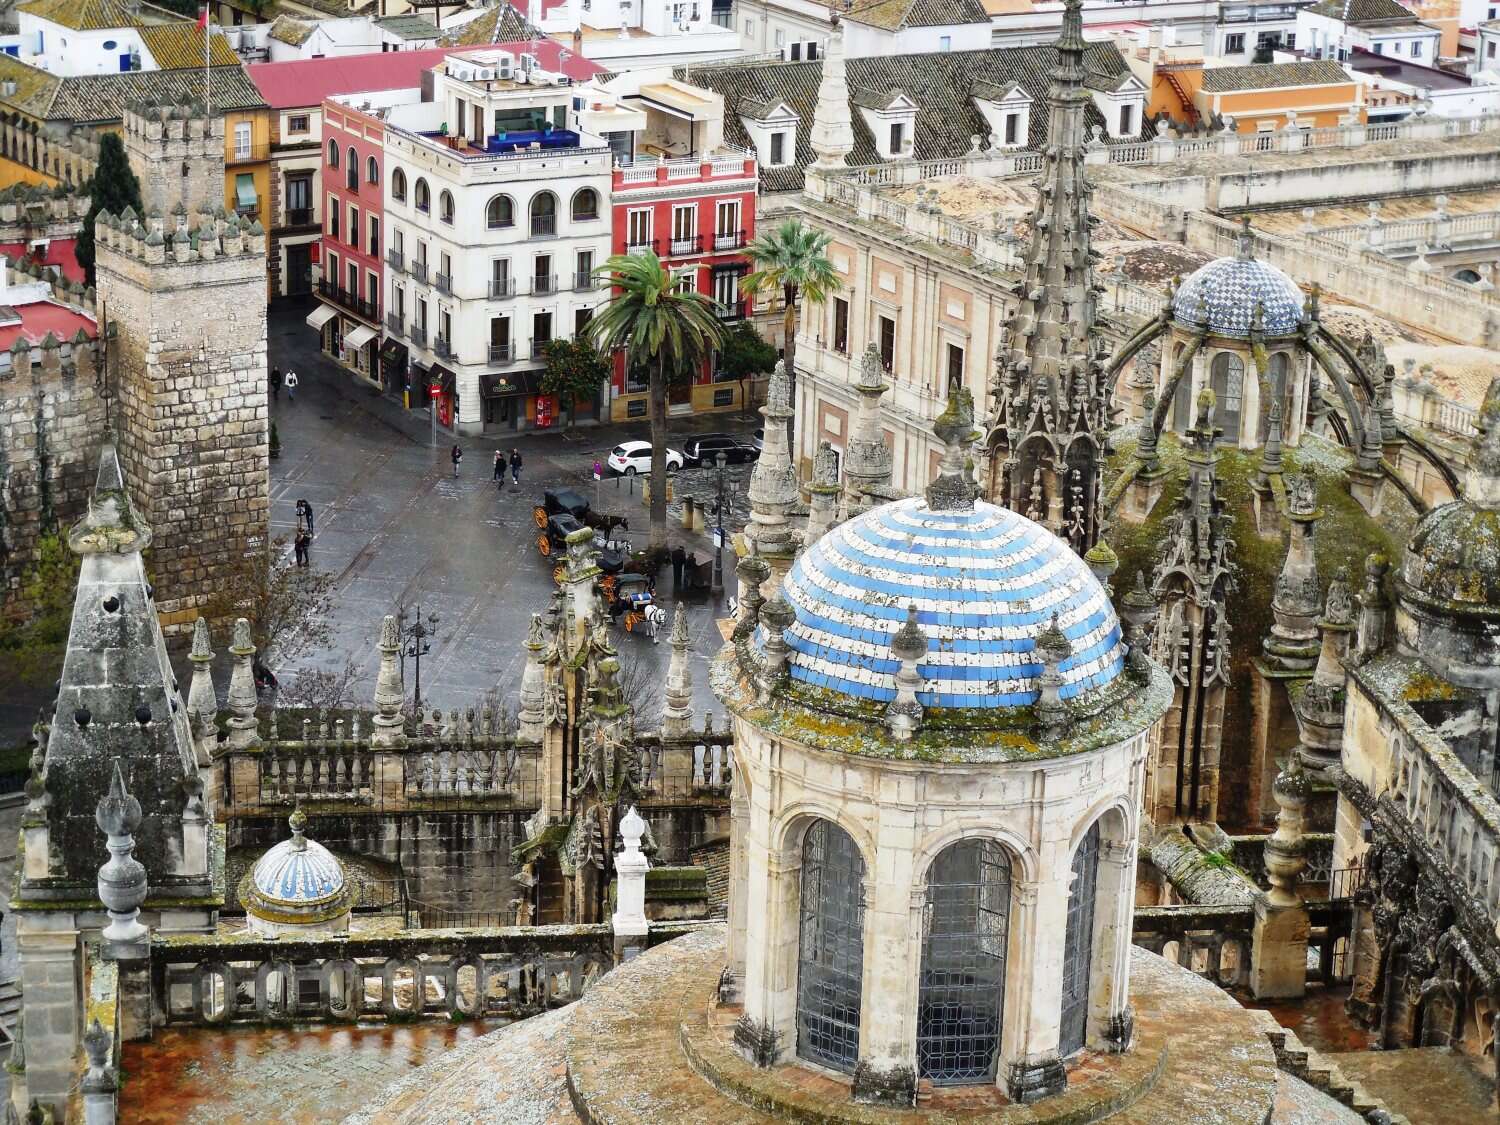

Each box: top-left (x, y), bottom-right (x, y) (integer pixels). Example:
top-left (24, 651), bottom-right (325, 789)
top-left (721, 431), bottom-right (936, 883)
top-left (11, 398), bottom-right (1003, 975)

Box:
top-left (76, 132), bottom-right (143, 286)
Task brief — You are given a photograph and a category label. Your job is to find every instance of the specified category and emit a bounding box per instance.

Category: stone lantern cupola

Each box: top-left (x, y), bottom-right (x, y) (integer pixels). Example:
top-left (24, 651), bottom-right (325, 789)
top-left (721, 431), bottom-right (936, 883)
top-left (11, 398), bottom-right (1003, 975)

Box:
top-left (714, 384), bottom-right (1170, 1107)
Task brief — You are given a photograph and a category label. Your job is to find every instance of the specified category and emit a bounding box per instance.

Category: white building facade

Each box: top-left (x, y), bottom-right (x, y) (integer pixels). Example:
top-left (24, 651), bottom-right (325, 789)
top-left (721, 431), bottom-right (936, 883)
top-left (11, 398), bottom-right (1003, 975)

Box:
top-left (380, 53), bottom-right (615, 434)
top-left (1298, 0), bottom-right (1442, 65)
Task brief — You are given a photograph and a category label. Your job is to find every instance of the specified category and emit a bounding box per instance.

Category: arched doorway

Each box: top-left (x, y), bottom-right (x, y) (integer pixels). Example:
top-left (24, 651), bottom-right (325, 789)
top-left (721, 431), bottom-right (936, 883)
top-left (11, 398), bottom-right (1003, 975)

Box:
top-left (1060, 821), bottom-right (1101, 1056)
top-left (796, 819), bottom-right (866, 1072)
top-left (918, 838), bottom-right (1011, 1085)
top-left (1210, 352), bottom-right (1245, 444)
top-left (1260, 351), bottom-right (1291, 441)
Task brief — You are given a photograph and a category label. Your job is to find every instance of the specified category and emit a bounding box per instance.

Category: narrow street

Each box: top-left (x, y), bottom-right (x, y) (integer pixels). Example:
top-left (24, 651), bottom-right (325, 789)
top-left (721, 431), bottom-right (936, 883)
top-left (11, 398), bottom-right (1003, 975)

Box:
top-left (267, 299), bottom-right (753, 720)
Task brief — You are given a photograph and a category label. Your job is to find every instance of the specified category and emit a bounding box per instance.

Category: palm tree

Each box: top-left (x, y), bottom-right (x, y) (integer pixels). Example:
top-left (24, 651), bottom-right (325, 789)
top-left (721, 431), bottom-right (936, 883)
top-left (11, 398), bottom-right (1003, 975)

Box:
top-left (590, 251), bottom-right (726, 552)
top-left (741, 219), bottom-right (839, 448)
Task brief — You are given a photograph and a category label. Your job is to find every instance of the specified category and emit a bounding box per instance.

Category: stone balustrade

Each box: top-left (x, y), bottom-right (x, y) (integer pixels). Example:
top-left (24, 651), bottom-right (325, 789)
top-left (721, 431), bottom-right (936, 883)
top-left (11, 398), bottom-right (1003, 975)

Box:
top-left (633, 730), bottom-right (735, 800)
top-left (1132, 904), bottom-right (1254, 989)
top-left (149, 923), bottom-right (616, 1027)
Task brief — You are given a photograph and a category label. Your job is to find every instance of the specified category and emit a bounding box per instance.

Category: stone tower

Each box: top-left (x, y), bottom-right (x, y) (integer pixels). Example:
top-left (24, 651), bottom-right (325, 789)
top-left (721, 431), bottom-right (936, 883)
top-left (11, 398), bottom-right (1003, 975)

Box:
top-left (96, 102), bottom-right (269, 631)
top-left (986, 0), bottom-right (1110, 554)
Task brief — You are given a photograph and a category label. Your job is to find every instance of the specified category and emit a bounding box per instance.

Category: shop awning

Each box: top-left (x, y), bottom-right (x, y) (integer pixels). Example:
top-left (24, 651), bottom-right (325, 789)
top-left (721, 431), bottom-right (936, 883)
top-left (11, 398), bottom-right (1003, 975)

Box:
top-left (344, 323), bottom-right (377, 350)
top-left (379, 338), bottom-right (406, 363)
top-left (305, 304), bottom-right (338, 331)
top-left (481, 369), bottom-right (542, 397)
top-left (427, 363), bottom-right (456, 394)
top-left (235, 173), bottom-right (257, 210)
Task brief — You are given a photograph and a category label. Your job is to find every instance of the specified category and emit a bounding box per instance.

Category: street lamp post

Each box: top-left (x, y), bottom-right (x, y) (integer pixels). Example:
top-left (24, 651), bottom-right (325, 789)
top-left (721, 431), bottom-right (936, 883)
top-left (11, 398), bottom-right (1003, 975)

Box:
top-left (711, 451), bottom-right (727, 595)
top-left (396, 603), bottom-right (441, 714)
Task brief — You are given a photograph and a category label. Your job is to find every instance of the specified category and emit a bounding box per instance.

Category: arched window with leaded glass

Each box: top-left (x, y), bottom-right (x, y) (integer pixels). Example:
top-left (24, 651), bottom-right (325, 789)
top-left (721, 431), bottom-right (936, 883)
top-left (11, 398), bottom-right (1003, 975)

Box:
top-left (1059, 820), bottom-right (1101, 1056)
top-left (796, 819), bottom-right (866, 1073)
top-left (1210, 352), bottom-right (1245, 444)
top-left (917, 838), bottom-right (1011, 1085)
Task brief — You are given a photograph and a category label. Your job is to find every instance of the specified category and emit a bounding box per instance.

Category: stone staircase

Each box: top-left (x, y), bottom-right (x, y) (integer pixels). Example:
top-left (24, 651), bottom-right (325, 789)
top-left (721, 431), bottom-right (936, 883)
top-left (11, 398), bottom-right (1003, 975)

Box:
top-left (0, 978), bottom-right (20, 1062)
top-left (1247, 1009), bottom-right (1411, 1124)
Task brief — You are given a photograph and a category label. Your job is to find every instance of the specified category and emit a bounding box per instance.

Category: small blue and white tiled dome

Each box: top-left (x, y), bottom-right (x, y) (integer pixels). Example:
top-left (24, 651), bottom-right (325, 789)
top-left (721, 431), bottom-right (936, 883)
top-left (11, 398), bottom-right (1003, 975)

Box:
top-left (244, 809), bottom-right (351, 932)
top-left (771, 497), bottom-right (1125, 710)
top-left (1172, 228), bottom-right (1304, 338)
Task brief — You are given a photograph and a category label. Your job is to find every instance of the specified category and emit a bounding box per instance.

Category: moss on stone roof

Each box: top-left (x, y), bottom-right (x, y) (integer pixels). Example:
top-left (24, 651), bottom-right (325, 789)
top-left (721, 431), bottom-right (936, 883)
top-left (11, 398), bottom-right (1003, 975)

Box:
top-left (1106, 427), bottom-right (1414, 827)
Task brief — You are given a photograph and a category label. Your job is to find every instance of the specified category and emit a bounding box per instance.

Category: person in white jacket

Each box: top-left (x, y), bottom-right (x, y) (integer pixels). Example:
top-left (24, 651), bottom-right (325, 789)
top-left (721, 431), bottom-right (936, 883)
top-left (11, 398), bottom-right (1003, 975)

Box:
top-left (283, 369), bottom-right (299, 403)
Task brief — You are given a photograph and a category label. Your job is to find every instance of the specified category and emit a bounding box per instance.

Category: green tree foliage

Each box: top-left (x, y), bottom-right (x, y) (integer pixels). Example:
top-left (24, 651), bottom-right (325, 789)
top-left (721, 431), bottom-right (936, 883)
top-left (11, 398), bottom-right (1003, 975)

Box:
top-left (588, 252), bottom-right (725, 550)
top-left (76, 132), bottom-right (144, 286)
top-left (716, 320), bottom-right (778, 382)
top-left (741, 220), bottom-right (839, 443)
top-left (540, 337), bottom-right (611, 429)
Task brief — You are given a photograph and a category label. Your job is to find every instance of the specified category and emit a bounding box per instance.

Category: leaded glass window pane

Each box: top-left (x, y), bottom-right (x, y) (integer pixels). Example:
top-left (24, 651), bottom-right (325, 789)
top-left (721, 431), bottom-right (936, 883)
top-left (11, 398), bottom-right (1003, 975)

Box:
top-left (918, 838), bottom-right (1011, 1085)
top-left (1060, 822), bottom-right (1101, 1056)
top-left (796, 820), bottom-right (866, 1072)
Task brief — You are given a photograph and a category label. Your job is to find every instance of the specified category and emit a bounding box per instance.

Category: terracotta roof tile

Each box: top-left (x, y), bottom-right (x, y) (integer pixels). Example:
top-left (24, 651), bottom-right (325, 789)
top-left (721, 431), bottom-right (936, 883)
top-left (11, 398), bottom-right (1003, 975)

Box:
top-left (140, 25), bottom-right (241, 70)
top-left (843, 0), bottom-right (989, 31)
top-left (16, 0), bottom-right (136, 31)
top-left (1199, 59), bottom-right (1353, 92)
top-left (1305, 0), bottom-right (1420, 24)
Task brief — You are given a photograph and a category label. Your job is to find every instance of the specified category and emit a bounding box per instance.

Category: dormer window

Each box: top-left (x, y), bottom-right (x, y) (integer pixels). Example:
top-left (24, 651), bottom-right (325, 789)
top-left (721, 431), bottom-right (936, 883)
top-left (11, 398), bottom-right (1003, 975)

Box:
top-left (971, 81), bottom-right (1033, 150)
top-left (739, 99), bottom-right (800, 168)
top-left (1089, 73), bottom-right (1147, 138)
top-left (855, 88), bottom-right (917, 160)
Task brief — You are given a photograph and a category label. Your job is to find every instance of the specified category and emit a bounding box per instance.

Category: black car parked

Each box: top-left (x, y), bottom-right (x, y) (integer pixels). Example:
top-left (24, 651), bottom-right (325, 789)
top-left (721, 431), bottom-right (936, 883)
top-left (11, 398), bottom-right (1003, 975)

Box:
top-left (684, 433), bottom-right (760, 467)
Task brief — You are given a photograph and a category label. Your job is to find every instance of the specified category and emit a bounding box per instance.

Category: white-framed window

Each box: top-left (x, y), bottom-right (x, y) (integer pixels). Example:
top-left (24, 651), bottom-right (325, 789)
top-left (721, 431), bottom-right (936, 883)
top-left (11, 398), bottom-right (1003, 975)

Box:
top-left (774, 28), bottom-right (784, 47)
top-left (671, 267), bottom-right (695, 294)
top-left (234, 121), bottom-right (251, 159)
top-left (1225, 32), bottom-right (1245, 53)
top-left (770, 131), bottom-right (787, 165)
top-left (939, 35), bottom-right (951, 51)
top-left (712, 268), bottom-right (738, 309)
top-left (349, 204), bottom-right (360, 247)
top-left (671, 204), bottom-right (696, 252)
top-left (627, 208), bottom-right (653, 248)
top-left (288, 114), bottom-right (309, 133)
top-left (1005, 112), bottom-right (1020, 145)
top-left (367, 269), bottom-right (378, 306)
top-left (715, 199), bottom-right (740, 248)
top-left (1119, 104), bottom-right (1134, 136)
top-left (745, 18), bottom-right (753, 35)
top-left (492, 257), bottom-right (512, 297)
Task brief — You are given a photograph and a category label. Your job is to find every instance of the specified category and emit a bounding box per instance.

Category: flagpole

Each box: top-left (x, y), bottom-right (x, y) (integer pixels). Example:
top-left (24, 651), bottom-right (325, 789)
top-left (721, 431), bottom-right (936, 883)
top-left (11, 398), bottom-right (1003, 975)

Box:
top-left (202, 4), bottom-right (211, 112)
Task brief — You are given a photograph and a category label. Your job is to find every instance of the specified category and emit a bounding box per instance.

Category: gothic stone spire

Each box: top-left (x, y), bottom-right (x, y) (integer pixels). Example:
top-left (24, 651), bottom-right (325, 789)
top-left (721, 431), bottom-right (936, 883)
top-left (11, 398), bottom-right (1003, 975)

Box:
top-left (988, 0), bottom-right (1108, 555)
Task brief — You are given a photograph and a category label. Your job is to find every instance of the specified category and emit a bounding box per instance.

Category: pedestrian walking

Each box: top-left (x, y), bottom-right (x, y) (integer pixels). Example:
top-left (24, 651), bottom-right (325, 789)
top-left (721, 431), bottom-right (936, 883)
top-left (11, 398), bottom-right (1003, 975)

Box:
top-left (293, 529), bottom-right (309, 568)
top-left (270, 367), bottom-right (282, 401)
top-left (493, 450), bottom-right (505, 486)
top-left (671, 544), bottom-right (686, 593)
top-left (509, 448), bottom-right (522, 485)
top-left (296, 499), bottom-right (314, 537)
top-left (685, 551), bottom-right (698, 592)
top-left (284, 369), bottom-right (299, 403)
top-left (451, 443), bottom-right (463, 478)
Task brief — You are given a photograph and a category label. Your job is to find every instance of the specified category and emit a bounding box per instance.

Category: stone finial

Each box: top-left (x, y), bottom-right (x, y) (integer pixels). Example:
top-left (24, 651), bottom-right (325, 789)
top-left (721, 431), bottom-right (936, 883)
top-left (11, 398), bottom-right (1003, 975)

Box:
top-left (1257, 400), bottom-right (1285, 485)
top-left (1136, 390), bottom-right (1161, 473)
top-left (885, 605), bottom-right (927, 742)
top-left (1235, 215), bottom-right (1254, 261)
top-left (518, 613), bottom-right (548, 740)
top-left (225, 617), bottom-right (259, 749)
top-left (733, 552), bottom-right (771, 642)
top-left (1084, 539), bottom-right (1118, 592)
top-left (81, 1018), bottom-right (116, 1103)
top-left (1034, 613), bottom-right (1073, 735)
top-left (805, 441), bottom-right (842, 546)
top-left (1120, 571), bottom-right (1157, 680)
top-left (1264, 756), bottom-right (1309, 909)
top-left (371, 614), bottom-right (406, 747)
top-left (1264, 475), bottom-right (1322, 672)
top-left (185, 616), bottom-right (217, 743)
top-left (662, 605), bottom-right (694, 737)
top-left (288, 806), bottom-right (309, 853)
top-left (809, 21), bottom-right (854, 170)
top-left (925, 386), bottom-right (979, 511)
top-left (757, 598), bottom-right (795, 701)
top-left (611, 805), bottom-right (650, 940)
top-left (95, 761), bottom-right (148, 954)
top-left (1352, 552), bottom-right (1391, 665)
top-left (744, 359), bottom-right (800, 562)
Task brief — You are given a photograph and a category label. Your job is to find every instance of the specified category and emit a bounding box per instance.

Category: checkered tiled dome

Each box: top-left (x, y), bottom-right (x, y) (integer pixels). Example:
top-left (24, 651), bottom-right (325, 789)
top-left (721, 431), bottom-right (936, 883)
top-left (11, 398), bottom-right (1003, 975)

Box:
top-left (770, 498), bottom-right (1124, 709)
top-left (1172, 255), bottom-right (1304, 338)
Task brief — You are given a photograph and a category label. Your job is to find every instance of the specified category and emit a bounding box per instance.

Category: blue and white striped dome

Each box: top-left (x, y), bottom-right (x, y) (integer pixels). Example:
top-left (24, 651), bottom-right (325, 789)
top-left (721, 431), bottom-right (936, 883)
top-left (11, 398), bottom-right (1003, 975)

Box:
top-left (251, 835), bottom-right (346, 906)
top-left (773, 497), bottom-right (1124, 709)
top-left (1172, 255), bottom-right (1304, 338)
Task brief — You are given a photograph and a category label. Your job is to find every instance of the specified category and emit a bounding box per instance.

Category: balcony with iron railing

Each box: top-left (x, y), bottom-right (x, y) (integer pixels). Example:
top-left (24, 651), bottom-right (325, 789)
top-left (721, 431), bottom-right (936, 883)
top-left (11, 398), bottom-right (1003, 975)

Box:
top-left (436, 272), bottom-right (452, 295)
top-left (434, 336), bottom-right (453, 359)
top-left (531, 274), bottom-right (558, 296)
top-left (627, 238), bottom-right (658, 257)
top-left (717, 300), bottom-right (749, 322)
top-left (316, 278), bottom-right (378, 322)
top-left (386, 249), bottom-right (404, 271)
top-left (410, 324), bottom-right (427, 346)
top-left (489, 342), bottom-right (514, 363)
top-left (410, 261), bottom-right (429, 283)
top-left (574, 271), bottom-right (601, 292)
top-left (490, 277), bottom-right (516, 298)
top-left (385, 312), bottom-right (403, 335)
top-left (668, 233), bottom-right (703, 257)
top-left (284, 207), bottom-right (314, 228)
top-left (531, 214), bottom-right (557, 238)
top-left (228, 142), bottom-right (270, 166)
top-left (712, 230), bottom-right (746, 251)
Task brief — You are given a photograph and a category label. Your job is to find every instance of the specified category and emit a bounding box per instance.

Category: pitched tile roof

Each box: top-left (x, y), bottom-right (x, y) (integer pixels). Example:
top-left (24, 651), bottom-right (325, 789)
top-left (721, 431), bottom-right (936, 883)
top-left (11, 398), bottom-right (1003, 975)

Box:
top-left (140, 25), bottom-right (242, 69)
top-left (843, 0), bottom-right (990, 31)
top-left (0, 53), bottom-right (266, 125)
top-left (375, 14), bottom-right (440, 40)
top-left (16, 0), bottom-right (136, 31)
top-left (437, 2), bottom-right (545, 47)
top-left (1305, 0), bottom-right (1420, 24)
top-left (679, 43), bottom-right (1143, 192)
top-left (1199, 59), bottom-right (1353, 92)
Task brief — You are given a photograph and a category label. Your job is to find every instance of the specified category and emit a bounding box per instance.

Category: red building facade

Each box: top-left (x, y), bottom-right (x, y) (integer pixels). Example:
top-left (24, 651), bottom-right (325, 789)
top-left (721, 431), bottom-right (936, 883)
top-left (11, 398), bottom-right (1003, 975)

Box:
top-left (607, 149), bottom-right (757, 421)
top-left (312, 98), bottom-right (386, 387)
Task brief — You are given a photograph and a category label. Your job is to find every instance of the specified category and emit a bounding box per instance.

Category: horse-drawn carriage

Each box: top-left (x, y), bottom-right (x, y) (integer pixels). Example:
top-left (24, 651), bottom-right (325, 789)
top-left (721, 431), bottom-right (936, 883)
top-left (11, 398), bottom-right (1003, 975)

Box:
top-left (533, 488), bottom-right (632, 583)
top-left (606, 573), bottom-right (665, 640)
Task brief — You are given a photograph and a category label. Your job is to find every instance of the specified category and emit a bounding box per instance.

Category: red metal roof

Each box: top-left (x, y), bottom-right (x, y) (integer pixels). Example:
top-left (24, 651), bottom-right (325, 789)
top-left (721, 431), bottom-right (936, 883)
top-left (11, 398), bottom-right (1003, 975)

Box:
top-left (0, 299), bottom-right (97, 351)
top-left (0, 237), bottom-right (84, 285)
top-left (247, 42), bottom-right (605, 110)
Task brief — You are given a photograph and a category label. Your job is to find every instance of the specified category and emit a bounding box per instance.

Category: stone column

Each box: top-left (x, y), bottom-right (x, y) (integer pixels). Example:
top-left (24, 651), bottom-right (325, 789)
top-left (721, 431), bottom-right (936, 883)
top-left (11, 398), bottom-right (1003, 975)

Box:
top-left (224, 618), bottom-right (259, 750)
top-left (1251, 757), bottom-right (1310, 999)
top-left (1005, 864), bottom-right (1068, 1102)
top-left (1095, 832), bottom-right (1138, 1052)
top-left (735, 780), bottom-right (797, 1067)
top-left (725, 755), bottom-right (751, 999)
top-left (15, 924), bottom-right (81, 1117)
top-left (661, 606), bottom-right (693, 737)
top-left (371, 614), bottom-right (407, 748)
top-left (611, 807), bottom-right (650, 960)
top-left (185, 617), bottom-right (217, 762)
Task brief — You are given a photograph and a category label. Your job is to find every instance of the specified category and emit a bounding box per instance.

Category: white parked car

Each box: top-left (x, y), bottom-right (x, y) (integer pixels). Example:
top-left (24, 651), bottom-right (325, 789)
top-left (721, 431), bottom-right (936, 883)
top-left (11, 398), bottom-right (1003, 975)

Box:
top-left (607, 440), bottom-right (684, 476)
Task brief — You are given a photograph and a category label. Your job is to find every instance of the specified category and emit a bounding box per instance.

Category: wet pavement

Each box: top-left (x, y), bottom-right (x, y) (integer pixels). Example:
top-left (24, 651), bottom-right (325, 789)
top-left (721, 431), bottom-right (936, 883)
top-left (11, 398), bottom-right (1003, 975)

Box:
top-left (1242, 984), bottom-right (1372, 1054)
top-left (1330, 1047), bottom-right (1500, 1125)
top-left (119, 1022), bottom-right (507, 1125)
top-left (258, 299), bottom-right (757, 718)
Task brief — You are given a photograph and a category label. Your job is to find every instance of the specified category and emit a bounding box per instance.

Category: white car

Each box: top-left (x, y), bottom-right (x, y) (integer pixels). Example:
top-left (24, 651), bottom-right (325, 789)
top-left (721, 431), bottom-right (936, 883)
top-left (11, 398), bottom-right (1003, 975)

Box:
top-left (607, 440), bottom-right (684, 476)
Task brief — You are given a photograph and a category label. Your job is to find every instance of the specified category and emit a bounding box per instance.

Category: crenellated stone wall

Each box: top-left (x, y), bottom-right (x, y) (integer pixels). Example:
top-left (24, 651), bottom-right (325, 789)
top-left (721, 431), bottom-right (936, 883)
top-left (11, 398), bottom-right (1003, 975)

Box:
top-left (94, 111), bottom-right (269, 632)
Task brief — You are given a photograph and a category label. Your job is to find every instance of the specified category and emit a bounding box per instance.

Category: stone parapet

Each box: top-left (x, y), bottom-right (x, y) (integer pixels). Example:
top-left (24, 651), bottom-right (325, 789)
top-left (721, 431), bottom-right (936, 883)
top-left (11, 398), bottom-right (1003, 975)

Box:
top-left (122, 102), bottom-right (227, 219)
